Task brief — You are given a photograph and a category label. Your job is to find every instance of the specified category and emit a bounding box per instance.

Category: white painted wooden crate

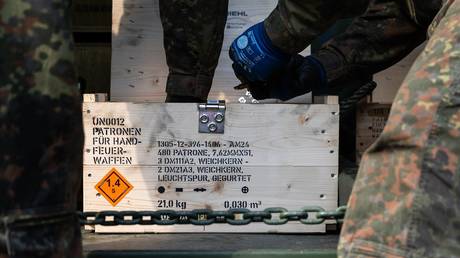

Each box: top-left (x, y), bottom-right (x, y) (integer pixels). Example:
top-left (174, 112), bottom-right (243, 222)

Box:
top-left (83, 96), bottom-right (339, 233)
top-left (111, 0), bottom-right (311, 103)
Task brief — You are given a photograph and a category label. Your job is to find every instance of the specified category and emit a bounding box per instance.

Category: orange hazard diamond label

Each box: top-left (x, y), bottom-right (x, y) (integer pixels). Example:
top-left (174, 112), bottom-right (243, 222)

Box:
top-left (95, 168), bottom-right (133, 206)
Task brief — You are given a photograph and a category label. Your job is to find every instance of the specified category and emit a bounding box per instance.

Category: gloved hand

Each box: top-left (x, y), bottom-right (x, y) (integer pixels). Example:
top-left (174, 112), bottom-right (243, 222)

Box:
top-left (229, 22), bottom-right (290, 83)
top-left (235, 54), bottom-right (327, 101)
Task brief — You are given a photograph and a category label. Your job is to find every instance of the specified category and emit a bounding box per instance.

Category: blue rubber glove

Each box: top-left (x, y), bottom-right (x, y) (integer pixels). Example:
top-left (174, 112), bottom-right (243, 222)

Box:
top-left (229, 22), bottom-right (290, 83)
top-left (234, 55), bottom-right (328, 101)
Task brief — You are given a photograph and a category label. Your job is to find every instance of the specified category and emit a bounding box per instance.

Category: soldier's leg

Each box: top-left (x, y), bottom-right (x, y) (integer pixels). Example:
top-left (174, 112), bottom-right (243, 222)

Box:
top-left (0, 0), bottom-right (83, 257)
top-left (159, 0), bottom-right (228, 102)
top-left (338, 1), bottom-right (460, 257)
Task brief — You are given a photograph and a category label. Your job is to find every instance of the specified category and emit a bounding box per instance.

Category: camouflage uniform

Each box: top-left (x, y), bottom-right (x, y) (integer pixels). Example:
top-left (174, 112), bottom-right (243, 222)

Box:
top-left (339, 1), bottom-right (460, 257)
top-left (263, 0), bottom-right (460, 257)
top-left (0, 0), bottom-right (83, 257)
top-left (159, 0), bottom-right (228, 102)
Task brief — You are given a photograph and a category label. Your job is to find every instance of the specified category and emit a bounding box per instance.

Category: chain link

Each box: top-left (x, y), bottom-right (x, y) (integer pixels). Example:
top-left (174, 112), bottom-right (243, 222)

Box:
top-left (79, 206), bottom-right (346, 226)
top-left (263, 207), bottom-right (289, 225)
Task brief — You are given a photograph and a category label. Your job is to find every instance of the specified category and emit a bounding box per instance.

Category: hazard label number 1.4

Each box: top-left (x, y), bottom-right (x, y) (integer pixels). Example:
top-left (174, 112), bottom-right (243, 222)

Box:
top-left (95, 168), bottom-right (133, 206)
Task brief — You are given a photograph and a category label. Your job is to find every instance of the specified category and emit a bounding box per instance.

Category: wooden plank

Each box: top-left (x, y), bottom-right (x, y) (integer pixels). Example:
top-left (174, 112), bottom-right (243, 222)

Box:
top-left (84, 166), bottom-right (337, 233)
top-left (112, 0), bottom-right (279, 51)
top-left (83, 103), bottom-right (339, 167)
top-left (313, 96), bottom-right (339, 105)
top-left (85, 166), bottom-right (337, 211)
top-left (373, 43), bottom-right (425, 103)
top-left (83, 93), bottom-right (108, 103)
top-left (111, 0), bottom-right (311, 103)
top-left (93, 221), bottom-right (327, 234)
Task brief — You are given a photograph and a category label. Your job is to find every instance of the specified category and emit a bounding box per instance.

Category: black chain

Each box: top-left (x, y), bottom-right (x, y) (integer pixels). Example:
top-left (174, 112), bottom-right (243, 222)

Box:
top-left (79, 206), bottom-right (346, 226)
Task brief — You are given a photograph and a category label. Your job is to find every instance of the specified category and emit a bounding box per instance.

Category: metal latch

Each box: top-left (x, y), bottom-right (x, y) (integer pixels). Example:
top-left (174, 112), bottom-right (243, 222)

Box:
top-left (198, 100), bottom-right (226, 134)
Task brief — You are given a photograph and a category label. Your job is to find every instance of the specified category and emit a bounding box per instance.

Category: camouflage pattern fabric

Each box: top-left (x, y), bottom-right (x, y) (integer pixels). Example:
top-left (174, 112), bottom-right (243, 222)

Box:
top-left (265, 0), bottom-right (442, 54)
top-left (264, 0), bottom-right (370, 54)
top-left (314, 0), bottom-right (442, 86)
top-left (0, 0), bottom-right (83, 257)
top-left (159, 0), bottom-right (228, 101)
top-left (338, 0), bottom-right (460, 257)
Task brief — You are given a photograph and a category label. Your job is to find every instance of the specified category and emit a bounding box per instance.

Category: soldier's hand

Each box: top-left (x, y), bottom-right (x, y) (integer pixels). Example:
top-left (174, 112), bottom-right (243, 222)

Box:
top-left (235, 55), bottom-right (327, 101)
top-left (229, 22), bottom-right (290, 83)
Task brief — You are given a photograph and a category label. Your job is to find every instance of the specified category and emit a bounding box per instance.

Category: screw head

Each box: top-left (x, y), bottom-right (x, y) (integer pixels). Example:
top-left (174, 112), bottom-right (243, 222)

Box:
top-left (208, 123), bottom-right (218, 132)
top-left (241, 186), bottom-right (249, 194)
top-left (215, 113), bottom-right (224, 123)
top-left (200, 114), bottom-right (209, 124)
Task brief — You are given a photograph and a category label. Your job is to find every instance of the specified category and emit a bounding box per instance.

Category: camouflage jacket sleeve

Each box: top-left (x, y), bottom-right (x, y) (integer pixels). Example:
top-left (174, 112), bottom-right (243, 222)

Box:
top-left (264, 0), bottom-right (370, 53)
top-left (313, 0), bottom-right (427, 85)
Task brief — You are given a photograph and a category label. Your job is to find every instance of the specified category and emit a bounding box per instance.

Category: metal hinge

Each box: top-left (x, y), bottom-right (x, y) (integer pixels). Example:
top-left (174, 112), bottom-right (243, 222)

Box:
top-left (198, 100), bottom-right (226, 134)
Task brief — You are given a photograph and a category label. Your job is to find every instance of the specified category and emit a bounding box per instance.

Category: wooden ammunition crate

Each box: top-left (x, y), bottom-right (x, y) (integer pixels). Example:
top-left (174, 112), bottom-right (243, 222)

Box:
top-left (83, 96), bottom-right (339, 233)
top-left (111, 0), bottom-right (311, 103)
top-left (356, 103), bottom-right (391, 162)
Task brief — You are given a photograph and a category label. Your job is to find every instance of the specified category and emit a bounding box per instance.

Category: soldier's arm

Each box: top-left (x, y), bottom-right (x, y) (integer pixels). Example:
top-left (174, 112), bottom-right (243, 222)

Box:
top-left (313, 0), bottom-right (427, 85)
top-left (228, 0), bottom-right (370, 84)
top-left (264, 0), bottom-right (370, 53)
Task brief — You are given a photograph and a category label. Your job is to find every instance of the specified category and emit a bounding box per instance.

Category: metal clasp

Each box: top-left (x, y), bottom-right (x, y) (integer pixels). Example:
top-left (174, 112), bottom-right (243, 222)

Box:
top-left (198, 100), bottom-right (226, 134)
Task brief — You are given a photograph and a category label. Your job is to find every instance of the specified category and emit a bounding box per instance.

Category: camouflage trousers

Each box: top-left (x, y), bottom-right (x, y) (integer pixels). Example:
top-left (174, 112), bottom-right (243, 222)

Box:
top-left (338, 1), bottom-right (460, 257)
top-left (0, 214), bottom-right (82, 258)
top-left (159, 0), bottom-right (228, 100)
top-left (0, 0), bottom-right (83, 257)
